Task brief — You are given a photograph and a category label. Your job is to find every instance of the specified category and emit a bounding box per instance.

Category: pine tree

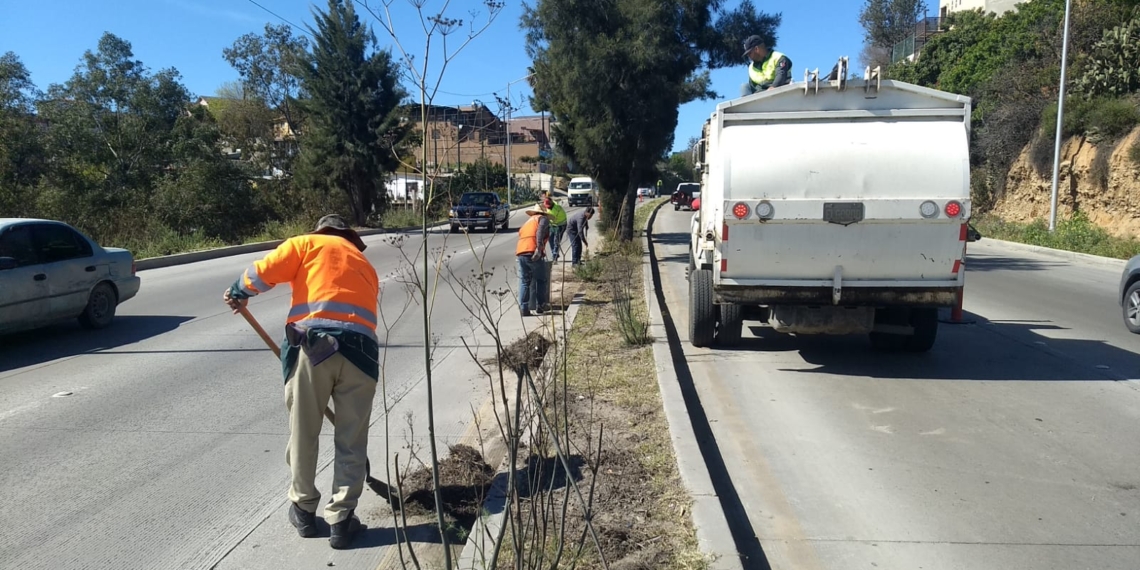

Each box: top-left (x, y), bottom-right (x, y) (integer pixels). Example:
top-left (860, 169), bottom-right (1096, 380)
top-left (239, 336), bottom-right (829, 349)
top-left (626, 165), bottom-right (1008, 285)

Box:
top-left (295, 0), bottom-right (408, 225)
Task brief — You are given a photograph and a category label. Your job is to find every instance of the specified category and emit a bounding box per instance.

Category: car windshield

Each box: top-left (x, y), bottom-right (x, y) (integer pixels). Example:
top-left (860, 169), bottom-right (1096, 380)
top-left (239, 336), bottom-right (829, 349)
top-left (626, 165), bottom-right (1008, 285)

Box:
top-left (569, 182), bottom-right (591, 190)
top-left (678, 184), bottom-right (699, 193)
top-left (459, 193), bottom-right (496, 206)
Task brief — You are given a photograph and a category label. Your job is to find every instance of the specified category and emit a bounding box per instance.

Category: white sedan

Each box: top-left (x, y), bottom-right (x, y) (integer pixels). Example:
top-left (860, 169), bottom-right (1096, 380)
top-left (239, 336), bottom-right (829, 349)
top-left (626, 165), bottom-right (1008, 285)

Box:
top-left (0, 218), bottom-right (141, 334)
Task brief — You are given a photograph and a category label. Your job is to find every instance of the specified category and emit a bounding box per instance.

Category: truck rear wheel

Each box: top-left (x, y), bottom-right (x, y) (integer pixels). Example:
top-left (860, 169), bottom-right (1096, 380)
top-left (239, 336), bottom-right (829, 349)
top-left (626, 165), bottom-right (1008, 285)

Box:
top-left (716, 303), bottom-right (743, 346)
top-left (689, 269), bottom-right (715, 347)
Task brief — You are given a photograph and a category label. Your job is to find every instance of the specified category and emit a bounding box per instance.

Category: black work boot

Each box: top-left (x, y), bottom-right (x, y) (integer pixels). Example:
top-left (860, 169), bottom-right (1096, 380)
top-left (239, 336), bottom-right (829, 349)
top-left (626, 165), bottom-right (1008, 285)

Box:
top-left (288, 502), bottom-right (318, 538)
top-left (329, 511), bottom-right (361, 549)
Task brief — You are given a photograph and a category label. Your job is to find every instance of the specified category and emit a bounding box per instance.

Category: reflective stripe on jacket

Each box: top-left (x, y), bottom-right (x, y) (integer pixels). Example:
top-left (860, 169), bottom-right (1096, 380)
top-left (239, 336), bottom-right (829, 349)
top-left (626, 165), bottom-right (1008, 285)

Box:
top-left (238, 234), bottom-right (379, 340)
top-left (749, 50), bottom-right (788, 86)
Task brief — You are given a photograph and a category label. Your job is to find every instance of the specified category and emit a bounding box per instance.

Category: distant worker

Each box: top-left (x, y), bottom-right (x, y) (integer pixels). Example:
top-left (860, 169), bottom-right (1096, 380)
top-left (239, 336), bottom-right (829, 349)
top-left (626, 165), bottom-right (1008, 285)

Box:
top-left (741, 35), bottom-right (792, 96)
top-left (543, 194), bottom-right (567, 262)
top-left (566, 206), bottom-right (594, 267)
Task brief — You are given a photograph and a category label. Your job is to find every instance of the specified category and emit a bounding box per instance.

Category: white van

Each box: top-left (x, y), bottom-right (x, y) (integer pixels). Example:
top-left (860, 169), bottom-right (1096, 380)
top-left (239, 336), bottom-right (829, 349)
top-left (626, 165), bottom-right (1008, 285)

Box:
top-left (567, 177), bottom-right (596, 207)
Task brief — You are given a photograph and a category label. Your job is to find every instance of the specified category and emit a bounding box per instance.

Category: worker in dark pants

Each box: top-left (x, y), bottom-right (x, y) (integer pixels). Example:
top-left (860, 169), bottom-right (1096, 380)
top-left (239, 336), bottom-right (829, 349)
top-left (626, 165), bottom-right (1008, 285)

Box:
top-left (516, 204), bottom-right (551, 316)
top-left (566, 206), bottom-right (594, 267)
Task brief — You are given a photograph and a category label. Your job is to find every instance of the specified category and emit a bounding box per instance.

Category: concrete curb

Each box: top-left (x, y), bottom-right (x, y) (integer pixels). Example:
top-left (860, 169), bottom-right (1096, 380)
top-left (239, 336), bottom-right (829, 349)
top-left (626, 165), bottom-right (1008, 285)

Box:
top-left (135, 202), bottom-right (543, 271)
top-left (640, 201), bottom-right (743, 570)
top-left (981, 237), bottom-right (1128, 269)
top-left (456, 269), bottom-right (587, 569)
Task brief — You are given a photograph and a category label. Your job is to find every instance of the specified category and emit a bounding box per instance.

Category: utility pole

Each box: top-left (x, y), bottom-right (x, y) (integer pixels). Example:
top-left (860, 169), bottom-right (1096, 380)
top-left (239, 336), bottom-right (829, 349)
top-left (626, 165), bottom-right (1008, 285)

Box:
top-left (505, 72), bottom-right (535, 206)
top-left (1049, 0), bottom-right (1073, 232)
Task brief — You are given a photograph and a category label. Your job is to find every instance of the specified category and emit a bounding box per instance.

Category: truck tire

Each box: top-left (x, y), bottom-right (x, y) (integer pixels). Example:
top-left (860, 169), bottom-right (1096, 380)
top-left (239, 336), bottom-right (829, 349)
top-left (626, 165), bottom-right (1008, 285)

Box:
top-left (905, 308), bottom-right (939, 352)
top-left (716, 303), bottom-right (743, 346)
top-left (501, 214), bottom-right (510, 231)
top-left (79, 282), bottom-right (117, 330)
top-left (674, 204), bottom-right (680, 211)
top-left (689, 269), bottom-right (715, 348)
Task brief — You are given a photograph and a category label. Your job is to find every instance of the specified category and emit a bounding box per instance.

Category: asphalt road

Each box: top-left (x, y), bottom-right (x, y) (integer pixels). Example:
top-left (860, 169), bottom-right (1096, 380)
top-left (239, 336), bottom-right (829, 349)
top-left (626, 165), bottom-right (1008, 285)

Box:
top-left (0, 211), bottom-right (564, 570)
top-left (651, 207), bottom-right (1140, 570)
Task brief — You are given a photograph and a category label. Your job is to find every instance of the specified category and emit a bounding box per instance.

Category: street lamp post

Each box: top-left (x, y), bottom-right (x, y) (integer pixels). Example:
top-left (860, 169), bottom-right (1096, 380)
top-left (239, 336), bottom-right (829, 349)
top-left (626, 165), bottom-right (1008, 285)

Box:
top-left (505, 72), bottom-right (535, 206)
top-left (1049, 0), bottom-right (1073, 232)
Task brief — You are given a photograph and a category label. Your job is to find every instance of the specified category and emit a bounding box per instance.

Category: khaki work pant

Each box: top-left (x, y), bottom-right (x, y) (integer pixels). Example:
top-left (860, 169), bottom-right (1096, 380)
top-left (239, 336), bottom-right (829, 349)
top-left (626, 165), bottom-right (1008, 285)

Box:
top-left (284, 351), bottom-right (376, 524)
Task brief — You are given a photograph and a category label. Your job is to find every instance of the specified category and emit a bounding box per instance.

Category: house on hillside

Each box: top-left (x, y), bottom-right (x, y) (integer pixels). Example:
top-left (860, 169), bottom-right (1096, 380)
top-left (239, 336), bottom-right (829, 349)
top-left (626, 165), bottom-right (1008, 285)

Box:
top-left (404, 103), bottom-right (556, 171)
top-left (939, 0), bottom-right (1020, 18)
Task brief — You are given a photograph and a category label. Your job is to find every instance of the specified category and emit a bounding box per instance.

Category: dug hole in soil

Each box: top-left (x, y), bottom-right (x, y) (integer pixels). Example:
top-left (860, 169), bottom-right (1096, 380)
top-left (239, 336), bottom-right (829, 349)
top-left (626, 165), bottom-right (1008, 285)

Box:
top-left (399, 332), bottom-right (555, 532)
top-left (400, 444), bottom-right (497, 530)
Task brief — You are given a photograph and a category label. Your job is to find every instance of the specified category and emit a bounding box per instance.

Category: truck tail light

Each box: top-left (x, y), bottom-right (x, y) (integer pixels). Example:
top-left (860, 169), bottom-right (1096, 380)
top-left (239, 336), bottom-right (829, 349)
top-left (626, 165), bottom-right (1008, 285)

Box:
top-left (756, 201), bottom-right (774, 220)
top-left (920, 200), bottom-right (939, 219)
top-left (732, 202), bottom-right (750, 220)
top-left (945, 201), bottom-right (962, 218)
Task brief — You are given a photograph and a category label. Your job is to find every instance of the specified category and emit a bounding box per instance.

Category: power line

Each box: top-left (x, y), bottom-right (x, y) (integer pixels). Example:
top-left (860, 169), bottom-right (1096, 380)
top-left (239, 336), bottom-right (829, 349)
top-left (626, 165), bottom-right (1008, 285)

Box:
top-left (244, 0), bottom-right (309, 35)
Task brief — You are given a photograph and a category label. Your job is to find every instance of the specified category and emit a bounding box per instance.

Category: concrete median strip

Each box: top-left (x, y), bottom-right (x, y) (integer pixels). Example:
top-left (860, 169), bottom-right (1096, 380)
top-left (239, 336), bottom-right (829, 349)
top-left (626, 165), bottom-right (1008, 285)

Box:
top-left (134, 202), bottom-right (542, 271)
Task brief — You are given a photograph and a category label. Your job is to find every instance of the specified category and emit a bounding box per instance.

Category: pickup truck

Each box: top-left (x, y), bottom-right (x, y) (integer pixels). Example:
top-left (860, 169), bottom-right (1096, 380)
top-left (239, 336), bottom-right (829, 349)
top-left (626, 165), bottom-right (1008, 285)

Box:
top-left (687, 59), bottom-right (975, 352)
top-left (449, 192), bottom-right (510, 232)
top-left (672, 183), bottom-right (700, 211)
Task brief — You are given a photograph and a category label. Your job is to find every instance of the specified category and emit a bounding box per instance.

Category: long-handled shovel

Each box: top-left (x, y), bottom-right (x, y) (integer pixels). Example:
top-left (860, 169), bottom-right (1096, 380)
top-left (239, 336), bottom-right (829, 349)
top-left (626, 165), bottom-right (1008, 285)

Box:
top-left (237, 305), bottom-right (400, 507)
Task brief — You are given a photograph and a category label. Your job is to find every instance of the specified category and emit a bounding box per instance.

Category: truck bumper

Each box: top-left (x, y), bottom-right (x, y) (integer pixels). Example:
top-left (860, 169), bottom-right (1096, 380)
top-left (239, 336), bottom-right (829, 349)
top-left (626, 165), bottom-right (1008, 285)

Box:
top-left (449, 218), bottom-right (494, 228)
top-left (714, 283), bottom-right (960, 307)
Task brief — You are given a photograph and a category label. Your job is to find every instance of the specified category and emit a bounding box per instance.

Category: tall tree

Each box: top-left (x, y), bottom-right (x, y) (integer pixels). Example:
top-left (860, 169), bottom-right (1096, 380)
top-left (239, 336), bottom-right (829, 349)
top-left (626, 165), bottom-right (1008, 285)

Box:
top-left (524, 0), bottom-right (780, 240)
top-left (858, 0), bottom-right (928, 69)
top-left (39, 33), bottom-right (190, 236)
top-left (223, 24), bottom-right (308, 133)
top-left (294, 0), bottom-right (409, 225)
top-left (0, 52), bottom-right (45, 216)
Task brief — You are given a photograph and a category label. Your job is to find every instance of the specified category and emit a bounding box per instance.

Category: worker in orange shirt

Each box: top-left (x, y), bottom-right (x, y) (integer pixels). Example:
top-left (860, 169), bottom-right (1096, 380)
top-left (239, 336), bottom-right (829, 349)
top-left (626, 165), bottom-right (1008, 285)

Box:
top-left (222, 214), bottom-right (379, 550)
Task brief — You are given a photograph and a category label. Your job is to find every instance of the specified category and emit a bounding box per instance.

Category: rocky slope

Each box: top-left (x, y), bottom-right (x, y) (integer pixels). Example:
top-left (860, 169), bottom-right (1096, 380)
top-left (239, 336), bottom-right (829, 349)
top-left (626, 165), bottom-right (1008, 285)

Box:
top-left (995, 127), bottom-right (1140, 239)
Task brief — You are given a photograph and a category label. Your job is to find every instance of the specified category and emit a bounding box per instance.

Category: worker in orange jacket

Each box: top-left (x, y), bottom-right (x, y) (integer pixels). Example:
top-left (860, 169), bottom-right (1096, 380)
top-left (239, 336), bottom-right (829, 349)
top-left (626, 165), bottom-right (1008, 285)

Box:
top-left (517, 204), bottom-right (551, 316)
top-left (223, 214), bottom-right (378, 550)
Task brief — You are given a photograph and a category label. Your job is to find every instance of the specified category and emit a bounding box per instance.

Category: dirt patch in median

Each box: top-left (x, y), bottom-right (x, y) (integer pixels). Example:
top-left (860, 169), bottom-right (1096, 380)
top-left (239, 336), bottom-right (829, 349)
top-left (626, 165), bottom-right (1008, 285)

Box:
top-left (401, 444), bottom-right (497, 528)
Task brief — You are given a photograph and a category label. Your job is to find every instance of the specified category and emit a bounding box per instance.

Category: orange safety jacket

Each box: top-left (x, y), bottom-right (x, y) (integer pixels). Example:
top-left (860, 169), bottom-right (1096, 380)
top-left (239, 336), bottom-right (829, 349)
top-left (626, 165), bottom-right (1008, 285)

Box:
top-left (238, 234), bottom-right (379, 340)
top-left (517, 216), bottom-right (540, 256)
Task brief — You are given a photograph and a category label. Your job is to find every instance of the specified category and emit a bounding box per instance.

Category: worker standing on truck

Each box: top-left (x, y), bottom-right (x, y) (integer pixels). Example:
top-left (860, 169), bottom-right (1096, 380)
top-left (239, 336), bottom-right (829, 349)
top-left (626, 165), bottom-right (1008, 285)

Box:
top-left (566, 206), bottom-right (594, 266)
top-left (517, 205), bottom-right (551, 316)
top-left (741, 35), bottom-right (792, 96)
top-left (222, 214), bottom-right (379, 550)
top-left (543, 194), bottom-right (567, 262)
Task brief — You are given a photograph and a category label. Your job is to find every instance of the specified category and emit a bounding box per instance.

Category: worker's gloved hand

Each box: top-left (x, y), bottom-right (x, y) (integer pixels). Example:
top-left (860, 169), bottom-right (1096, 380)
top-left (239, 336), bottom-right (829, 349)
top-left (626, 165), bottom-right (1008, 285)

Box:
top-left (223, 288), bottom-right (248, 314)
top-left (531, 251), bottom-right (543, 262)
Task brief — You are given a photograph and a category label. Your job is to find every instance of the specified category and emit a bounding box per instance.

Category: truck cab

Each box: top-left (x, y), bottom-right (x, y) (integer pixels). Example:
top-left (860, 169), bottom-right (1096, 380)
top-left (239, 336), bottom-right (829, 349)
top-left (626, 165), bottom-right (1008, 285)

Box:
top-left (688, 60), bottom-right (974, 352)
top-left (567, 177), bottom-right (597, 207)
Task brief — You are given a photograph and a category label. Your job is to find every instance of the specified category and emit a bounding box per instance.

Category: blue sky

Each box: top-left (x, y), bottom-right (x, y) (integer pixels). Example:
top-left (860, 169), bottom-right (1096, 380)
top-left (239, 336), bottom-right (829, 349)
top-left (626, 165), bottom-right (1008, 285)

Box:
top-left (1, 0), bottom-right (868, 153)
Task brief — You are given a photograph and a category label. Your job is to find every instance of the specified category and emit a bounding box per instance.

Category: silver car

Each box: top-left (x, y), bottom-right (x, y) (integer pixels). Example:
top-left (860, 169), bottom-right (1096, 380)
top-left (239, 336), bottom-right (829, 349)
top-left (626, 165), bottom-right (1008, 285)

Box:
top-left (1122, 254), bottom-right (1140, 334)
top-left (0, 218), bottom-right (141, 334)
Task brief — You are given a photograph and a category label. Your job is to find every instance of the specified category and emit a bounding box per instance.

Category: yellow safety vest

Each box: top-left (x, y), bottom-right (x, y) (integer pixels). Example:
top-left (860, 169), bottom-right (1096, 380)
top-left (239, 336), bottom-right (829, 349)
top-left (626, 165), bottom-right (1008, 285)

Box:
top-left (749, 50), bottom-right (787, 86)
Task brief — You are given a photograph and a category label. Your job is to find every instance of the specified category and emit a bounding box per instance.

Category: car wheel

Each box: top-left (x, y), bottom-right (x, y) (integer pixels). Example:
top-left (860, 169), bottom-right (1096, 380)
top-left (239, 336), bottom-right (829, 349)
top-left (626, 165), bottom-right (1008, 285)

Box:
top-left (79, 282), bottom-right (117, 330)
top-left (501, 215), bottom-right (510, 230)
top-left (674, 205), bottom-right (679, 211)
top-left (1125, 281), bottom-right (1140, 334)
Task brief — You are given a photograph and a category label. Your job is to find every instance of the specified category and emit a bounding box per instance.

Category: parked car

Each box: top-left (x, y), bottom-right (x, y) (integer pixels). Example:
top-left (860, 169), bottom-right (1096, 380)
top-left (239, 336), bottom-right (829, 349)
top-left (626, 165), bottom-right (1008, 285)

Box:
top-left (671, 183), bottom-right (700, 211)
top-left (1121, 254), bottom-right (1140, 334)
top-left (637, 187), bottom-right (654, 199)
top-left (0, 218), bottom-right (141, 334)
top-left (449, 192), bottom-right (510, 232)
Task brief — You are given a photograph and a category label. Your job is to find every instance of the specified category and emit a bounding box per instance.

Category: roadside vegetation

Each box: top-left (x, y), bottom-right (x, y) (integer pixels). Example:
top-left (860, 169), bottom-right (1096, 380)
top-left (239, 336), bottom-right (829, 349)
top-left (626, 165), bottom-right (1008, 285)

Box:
top-left (874, 0), bottom-right (1140, 255)
top-left (974, 212), bottom-right (1140, 259)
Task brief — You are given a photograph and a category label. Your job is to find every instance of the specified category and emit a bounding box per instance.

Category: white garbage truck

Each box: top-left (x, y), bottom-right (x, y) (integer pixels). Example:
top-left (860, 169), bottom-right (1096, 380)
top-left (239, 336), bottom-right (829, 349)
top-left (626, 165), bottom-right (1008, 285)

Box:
top-left (688, 60), bottom-right (974, 352)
